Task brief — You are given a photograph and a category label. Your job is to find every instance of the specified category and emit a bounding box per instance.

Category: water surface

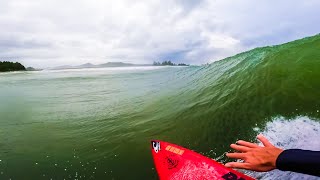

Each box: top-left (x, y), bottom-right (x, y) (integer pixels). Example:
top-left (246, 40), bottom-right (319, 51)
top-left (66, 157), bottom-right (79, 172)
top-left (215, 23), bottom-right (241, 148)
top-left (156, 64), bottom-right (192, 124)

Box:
top-left (1, 35), bottom-right (320, 179)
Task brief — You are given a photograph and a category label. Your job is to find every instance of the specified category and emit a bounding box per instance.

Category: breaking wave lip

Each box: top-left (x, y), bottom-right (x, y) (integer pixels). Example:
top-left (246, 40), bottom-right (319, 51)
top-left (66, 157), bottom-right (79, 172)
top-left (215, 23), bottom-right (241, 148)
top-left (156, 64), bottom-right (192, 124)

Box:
top-left (248, 116), bottom-right (320, 180)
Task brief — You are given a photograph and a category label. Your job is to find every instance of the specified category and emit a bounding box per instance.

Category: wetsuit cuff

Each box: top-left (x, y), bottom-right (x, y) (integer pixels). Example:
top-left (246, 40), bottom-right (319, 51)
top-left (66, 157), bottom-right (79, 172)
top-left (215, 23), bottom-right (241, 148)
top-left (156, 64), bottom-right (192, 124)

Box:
top-left (276, 149), bottom-right (289, 171)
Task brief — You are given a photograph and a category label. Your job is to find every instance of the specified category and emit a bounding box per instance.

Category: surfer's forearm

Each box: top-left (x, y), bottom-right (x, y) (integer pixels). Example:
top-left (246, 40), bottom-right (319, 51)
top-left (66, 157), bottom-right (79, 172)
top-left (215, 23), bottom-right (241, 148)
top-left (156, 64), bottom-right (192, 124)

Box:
top-left (276, 149), bottom-right (320, 177)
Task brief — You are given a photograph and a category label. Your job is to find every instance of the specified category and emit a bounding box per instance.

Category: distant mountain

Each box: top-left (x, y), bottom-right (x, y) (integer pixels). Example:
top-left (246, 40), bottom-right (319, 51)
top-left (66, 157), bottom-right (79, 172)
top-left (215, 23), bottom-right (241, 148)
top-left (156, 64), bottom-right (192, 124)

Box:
top-left (99, 62), bottom-right (136, 67)
top-left (26, 67), bottom-right (43, 71)
top-left (50, 62), bottom-right (152, 70)
top-left (77, 63), bottom-right (95, 68)
top-left (51, 65), bottom-right (74, 70)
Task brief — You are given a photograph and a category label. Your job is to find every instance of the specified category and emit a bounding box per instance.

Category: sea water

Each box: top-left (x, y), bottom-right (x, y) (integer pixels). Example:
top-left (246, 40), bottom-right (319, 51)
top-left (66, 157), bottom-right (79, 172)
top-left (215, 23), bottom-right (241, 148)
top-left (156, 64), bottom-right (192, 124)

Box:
top-left (0, 35), bottom-right (320, 179)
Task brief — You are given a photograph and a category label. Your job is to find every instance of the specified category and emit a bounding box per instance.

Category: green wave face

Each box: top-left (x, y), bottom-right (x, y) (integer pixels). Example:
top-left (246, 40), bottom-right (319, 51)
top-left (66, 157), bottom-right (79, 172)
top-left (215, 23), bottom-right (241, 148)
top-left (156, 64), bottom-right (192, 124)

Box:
top-left (0, 35), bottom-right (320, 179)
top-left (129, 34), bottom-right (320, 178)
top-left (146, 34), bottom-right (320, 155)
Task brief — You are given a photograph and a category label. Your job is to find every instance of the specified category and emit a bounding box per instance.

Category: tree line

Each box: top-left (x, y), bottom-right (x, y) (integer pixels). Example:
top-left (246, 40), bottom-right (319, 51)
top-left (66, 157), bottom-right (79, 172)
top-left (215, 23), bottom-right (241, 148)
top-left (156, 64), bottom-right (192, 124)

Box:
top-left (0, 61), bottom-right (26, 72)
top-left (153, 60), bottom-right (189, 66)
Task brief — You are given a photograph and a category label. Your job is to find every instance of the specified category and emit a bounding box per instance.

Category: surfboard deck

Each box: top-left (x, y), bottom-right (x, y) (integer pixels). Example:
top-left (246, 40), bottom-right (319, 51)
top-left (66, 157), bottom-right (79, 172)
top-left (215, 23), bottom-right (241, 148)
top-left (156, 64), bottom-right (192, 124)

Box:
top-left (151, 140), bottom-right (255, 180)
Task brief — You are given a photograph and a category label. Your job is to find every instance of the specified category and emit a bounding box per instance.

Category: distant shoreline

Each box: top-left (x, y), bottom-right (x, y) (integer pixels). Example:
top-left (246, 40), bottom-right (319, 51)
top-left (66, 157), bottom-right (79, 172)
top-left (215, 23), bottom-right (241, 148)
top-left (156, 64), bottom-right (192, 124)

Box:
top-left (49, 61), bottom-right (189, 70)
top-left (44, 65), bottom-right (190, 72)
top-left (1, 61), bottom-right (190, 72)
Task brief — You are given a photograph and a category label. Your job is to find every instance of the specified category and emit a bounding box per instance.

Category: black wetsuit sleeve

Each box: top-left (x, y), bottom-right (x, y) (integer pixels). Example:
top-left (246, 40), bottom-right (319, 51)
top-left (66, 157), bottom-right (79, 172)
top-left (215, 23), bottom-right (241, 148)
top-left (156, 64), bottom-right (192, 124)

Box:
top-left (276, 149), bottom-right (320, 177)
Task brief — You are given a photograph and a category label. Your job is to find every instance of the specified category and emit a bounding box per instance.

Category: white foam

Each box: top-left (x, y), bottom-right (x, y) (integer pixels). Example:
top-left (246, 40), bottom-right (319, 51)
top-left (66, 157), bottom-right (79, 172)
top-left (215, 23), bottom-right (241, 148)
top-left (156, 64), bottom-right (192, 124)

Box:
top-left (250, 116), bottom-right (320, 180)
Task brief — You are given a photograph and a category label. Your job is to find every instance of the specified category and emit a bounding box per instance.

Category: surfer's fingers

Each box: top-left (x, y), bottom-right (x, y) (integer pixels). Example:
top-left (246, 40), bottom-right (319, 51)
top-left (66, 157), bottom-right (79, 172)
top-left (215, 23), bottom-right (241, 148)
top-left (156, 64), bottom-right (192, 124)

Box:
top-left (236, 140), bottom-right (260, 148)
top-left (257, 134), bottom-right (273, 147)
top-left (230, 144), bottom-right (251, 152)
top-left (225, 162), bottom-right (251, 170)
top-left (226, 152), bottom-right (246, 160)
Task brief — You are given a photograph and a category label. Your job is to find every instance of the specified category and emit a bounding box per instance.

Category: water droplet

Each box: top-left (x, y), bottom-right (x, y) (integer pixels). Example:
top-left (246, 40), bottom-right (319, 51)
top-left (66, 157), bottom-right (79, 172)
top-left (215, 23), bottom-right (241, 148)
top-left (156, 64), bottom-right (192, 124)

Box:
top-left (35, 162), bottom-right (38, 165)
top-left (64, 169), bottom-right (67, 171)
top-left (317, 110), bottom-right (319, 113)
top-left (55, 164), bottom-right (58, 166)
top-left (94, 167), bottom-right (97, 170)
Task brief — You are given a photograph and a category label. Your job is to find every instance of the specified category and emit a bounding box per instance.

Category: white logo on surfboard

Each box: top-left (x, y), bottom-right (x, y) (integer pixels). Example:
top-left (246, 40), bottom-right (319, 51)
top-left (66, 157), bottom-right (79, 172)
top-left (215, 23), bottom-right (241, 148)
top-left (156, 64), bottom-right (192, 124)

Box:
top-left (152, 141), bottom-right (161, 153)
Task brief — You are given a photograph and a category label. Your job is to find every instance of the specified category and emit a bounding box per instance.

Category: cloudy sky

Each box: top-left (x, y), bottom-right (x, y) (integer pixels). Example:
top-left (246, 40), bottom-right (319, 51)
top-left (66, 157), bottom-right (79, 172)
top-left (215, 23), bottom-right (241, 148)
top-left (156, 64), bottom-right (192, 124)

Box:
top-left (1, 0), bottom-right (319, 68)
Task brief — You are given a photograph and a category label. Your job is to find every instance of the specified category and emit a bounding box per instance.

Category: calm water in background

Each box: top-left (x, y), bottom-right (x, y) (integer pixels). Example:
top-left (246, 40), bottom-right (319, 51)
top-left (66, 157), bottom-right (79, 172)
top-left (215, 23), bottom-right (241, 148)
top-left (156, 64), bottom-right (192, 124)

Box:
top-left (1, 35), bottom-right (320, 179)
top-left (1, 66), bottom-right (203, 179)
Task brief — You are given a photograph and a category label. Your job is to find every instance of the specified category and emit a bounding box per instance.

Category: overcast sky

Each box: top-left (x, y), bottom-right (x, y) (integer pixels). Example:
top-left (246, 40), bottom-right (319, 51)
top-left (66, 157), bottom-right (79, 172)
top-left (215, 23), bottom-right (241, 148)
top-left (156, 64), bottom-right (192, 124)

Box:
top-left (1, 0), bottom-right (319, 68)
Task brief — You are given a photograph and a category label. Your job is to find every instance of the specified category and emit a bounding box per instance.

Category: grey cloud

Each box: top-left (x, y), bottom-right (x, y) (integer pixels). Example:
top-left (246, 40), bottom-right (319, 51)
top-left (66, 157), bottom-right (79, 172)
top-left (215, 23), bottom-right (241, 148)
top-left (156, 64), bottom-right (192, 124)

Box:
top-left (0, 0), bottom-right (319, 68)
top-left (0, 37), bottom-right (53, 50)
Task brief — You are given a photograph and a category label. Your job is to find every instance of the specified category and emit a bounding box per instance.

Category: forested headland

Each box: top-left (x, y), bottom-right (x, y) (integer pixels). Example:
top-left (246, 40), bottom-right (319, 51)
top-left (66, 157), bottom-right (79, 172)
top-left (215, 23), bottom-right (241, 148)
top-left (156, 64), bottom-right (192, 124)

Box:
top-left (0, 61), bottom-right (26, 72)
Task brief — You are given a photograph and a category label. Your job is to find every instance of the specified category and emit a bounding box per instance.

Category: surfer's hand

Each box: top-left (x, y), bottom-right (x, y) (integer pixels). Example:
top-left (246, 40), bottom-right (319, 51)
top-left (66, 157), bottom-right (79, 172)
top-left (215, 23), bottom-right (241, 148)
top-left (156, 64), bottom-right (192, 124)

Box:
top-left (225, 134), bottom-right (283, 172)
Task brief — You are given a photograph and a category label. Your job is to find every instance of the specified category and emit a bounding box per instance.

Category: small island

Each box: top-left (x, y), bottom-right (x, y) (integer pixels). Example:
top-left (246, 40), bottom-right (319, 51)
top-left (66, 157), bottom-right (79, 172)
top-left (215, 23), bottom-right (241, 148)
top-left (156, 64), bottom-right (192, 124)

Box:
top-left (153, 60), bottom-right (189, 66)
top-left (0, 61), bottom-right (26, 72)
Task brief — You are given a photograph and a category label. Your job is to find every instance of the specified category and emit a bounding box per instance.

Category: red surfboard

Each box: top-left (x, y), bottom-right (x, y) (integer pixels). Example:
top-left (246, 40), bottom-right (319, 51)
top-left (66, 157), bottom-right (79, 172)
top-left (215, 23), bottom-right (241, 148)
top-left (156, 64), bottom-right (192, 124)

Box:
top-left (151, 140), bottom-right (255, 180)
